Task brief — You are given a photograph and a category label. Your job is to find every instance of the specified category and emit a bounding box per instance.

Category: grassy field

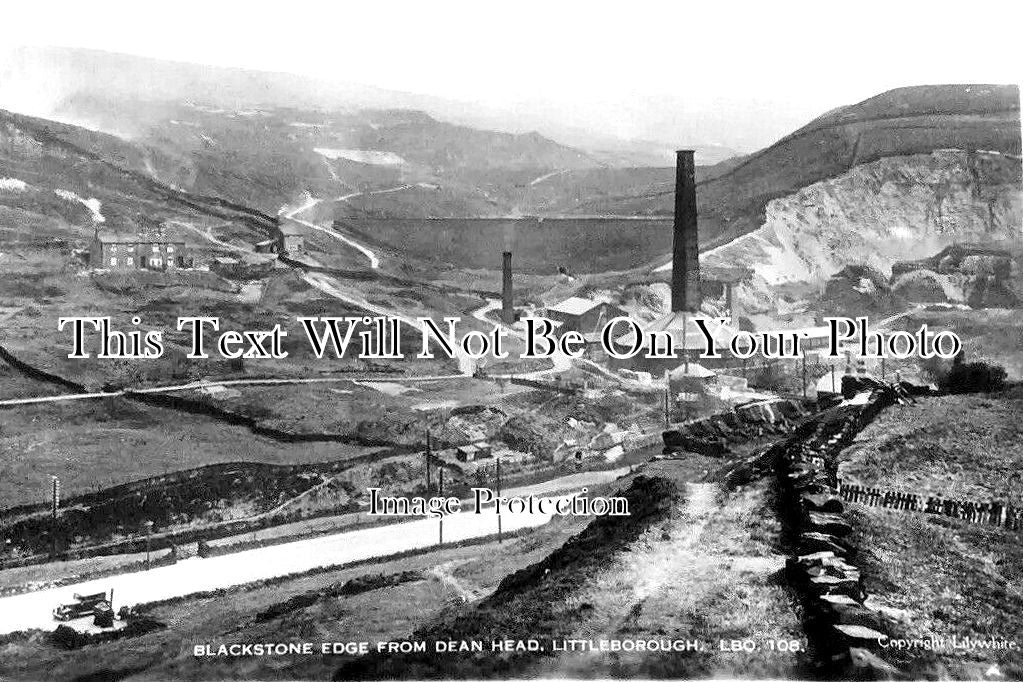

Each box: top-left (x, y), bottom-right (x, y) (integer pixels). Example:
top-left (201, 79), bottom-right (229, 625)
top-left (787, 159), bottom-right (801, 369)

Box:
top-left (0, 396), bottom-right (376, 509)
top-left (849, 508), bottom-right (1023, 679)
top-left (839, 392), bottom-right (1023, 504)
top-left (839, 393), bottom-right (1023, 679)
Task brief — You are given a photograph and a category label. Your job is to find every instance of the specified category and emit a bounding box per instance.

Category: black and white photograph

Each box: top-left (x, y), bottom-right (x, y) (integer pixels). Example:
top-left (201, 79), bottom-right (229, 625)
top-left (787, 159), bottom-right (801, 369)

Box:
top-left (0, 1), bottom-right (1021, 680)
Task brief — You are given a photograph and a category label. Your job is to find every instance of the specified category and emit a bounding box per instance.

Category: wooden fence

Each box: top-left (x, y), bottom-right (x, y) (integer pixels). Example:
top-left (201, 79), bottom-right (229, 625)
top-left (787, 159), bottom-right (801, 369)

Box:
top-left (839, 482), bottom-right (1022, 530)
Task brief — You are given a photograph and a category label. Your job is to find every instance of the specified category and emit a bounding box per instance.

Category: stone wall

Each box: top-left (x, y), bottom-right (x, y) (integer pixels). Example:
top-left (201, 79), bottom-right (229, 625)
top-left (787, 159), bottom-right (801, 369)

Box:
top-left (773, 385), bottom-right (908, 678)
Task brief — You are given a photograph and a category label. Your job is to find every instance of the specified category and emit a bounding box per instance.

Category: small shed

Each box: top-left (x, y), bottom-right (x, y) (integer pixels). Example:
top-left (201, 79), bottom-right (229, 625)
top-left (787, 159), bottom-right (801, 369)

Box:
top-left (544, 297), bottom-right (624, 334)
top-left (669, 362), bottom-right (717, 400)
top-left (277, 221), bottom-right (305, 254)
top-left (455, 441), bottom-right (493, 462)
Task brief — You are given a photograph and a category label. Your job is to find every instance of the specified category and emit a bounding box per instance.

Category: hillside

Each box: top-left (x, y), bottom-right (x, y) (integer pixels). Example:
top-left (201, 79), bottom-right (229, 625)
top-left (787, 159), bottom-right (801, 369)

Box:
top-left (580, 85), bottom-right (1021, 244)
top-left (0, 47), bottom-right (762, 220)
top-left (631, 149), bottom-right (1022, 327)
top-left (1, 46), bottom-right (739, 168)
top-left (43, 95), bottom-right (606, 216)
top-left (699, 149), bottom-right (1021, 285)
top-left (0, 108), bottom-right (277, 240)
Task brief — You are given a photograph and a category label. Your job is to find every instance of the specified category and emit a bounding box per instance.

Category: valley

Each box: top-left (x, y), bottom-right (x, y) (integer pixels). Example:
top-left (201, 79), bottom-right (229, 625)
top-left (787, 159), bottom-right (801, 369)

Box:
top-left (0, 46), bottom-right (1020, 682)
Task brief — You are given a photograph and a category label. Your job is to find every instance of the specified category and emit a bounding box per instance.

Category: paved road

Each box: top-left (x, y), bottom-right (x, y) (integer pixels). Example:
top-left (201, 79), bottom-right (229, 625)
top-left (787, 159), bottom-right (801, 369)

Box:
top-left (0, 491), bottom-right (585, 635)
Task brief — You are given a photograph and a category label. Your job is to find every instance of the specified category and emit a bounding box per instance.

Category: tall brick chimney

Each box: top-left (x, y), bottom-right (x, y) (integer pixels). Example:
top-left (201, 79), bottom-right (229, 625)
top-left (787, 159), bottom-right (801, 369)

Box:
top-left (671, 149), bottom-right (701, 312)
top-left (502, 251), bottom-right (514, 324)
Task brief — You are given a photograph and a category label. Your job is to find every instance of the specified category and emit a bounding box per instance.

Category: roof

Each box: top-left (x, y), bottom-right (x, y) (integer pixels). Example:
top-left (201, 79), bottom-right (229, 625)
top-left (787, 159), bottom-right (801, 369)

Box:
top-left (96, 233), bottom-right (186, 245)
top-left (768, 325), bottom-right (832, 339)
top-left (614, 311), bottom-right (740, 350)
top-left (670, 362), bottom-right (717, 378)
top-left (456, 442), bottom-right (492, 456)
top-left (547, 296), bottom-right (604, 317)
top-left (279, 221), bottom-right (305, 235)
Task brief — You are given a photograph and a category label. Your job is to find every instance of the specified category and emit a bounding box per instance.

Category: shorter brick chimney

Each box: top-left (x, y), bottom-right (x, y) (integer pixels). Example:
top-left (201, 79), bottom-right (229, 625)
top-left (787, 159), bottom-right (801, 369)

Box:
top-left (502, 251), bottom-right (514, 324)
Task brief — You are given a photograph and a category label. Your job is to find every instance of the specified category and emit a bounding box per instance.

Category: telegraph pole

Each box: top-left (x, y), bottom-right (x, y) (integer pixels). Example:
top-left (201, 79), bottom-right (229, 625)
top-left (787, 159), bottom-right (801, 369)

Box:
top-left (437, 468), bottom-right (444, 546)
top-left (801, 354), bottom-right (807, 398)
top-left (425, 431), bottom-right (432, 492)
top-left (145, 520), bottom-right (154, 568)
top-left (50, 476), bottom-right (60, 559)
top-left (496, 457), bottom-right (502, 544)
top-left (663, 369), bottom-right (671, 428)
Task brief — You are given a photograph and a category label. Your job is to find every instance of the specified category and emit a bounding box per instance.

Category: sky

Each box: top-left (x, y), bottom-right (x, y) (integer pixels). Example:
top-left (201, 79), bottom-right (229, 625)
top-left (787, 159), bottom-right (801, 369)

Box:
top-left (3, 0), bottom-right (1021, 150)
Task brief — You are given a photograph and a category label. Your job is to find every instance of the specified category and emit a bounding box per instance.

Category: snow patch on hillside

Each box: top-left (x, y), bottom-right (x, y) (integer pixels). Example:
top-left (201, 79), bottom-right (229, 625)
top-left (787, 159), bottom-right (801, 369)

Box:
top-left (0, 178), bottom-right (28, 192)
top-left (313, 148), bottom-right (406, 166)
top-left (54, 189), bottom-right (105, 223)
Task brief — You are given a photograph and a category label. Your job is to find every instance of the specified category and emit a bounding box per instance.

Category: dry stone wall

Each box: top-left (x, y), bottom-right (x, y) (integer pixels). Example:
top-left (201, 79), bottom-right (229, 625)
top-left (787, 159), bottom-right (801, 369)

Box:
top-left (774, 384), bottom-right (909, 678)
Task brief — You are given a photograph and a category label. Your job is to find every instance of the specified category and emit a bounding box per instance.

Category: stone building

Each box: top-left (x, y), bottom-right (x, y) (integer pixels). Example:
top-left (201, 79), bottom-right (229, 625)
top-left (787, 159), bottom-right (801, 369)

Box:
top-left (89, 220), bottom-right (191, 271)
top-left (277, 221), bottom-right (305, 255)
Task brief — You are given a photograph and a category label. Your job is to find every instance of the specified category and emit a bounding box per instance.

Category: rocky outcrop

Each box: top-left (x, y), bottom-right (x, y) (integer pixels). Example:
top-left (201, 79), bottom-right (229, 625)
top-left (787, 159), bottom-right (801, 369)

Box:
top-left (890, 269), bottom-right (954, 303)
top-left (662, 398), bottom-right (809, 457)
top-left (700, 150), bottom-right (1022, 315)
top-left (892, 243), bottom-right (1019, 307)
top-left (820, 264), bottom-right (903, 317)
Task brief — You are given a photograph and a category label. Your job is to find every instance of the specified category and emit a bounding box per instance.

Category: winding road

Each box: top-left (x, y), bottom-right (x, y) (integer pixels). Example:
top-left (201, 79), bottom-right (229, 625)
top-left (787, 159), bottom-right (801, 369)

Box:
top-left (0, 486), bottom-right (602, 635)
top-left (281, 194), bottom-right (381, 269)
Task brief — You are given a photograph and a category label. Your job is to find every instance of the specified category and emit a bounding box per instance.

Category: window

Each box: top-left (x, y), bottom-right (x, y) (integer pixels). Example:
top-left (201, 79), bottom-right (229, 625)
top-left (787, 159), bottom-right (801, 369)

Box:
top-left (110, 244), bottom-right (118, 253)
top-left (167, 245), bottom-right (175, 253)
top-left (109, 257), bottom-right (117, 266)
top-left (151, 244), bottom-right (160, 253)
top-left (151, 258), bottom-right (163, 268)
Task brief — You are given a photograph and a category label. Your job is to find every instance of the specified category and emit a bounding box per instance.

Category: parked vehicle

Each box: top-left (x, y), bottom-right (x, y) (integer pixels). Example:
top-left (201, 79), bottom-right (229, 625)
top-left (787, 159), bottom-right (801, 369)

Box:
top-left (53, 591), bottom-right (108, 621)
